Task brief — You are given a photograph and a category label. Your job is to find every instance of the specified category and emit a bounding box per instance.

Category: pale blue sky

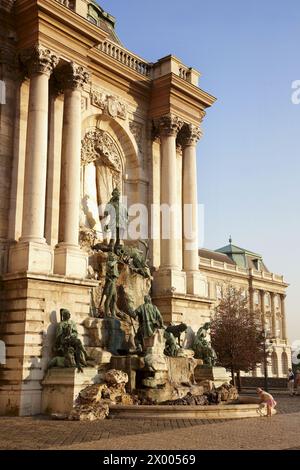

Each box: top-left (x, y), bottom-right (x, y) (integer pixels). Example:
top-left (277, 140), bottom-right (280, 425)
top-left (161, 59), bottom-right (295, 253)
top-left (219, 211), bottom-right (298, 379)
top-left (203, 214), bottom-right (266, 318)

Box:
top-left (98, 0), bottom-right (300, 341)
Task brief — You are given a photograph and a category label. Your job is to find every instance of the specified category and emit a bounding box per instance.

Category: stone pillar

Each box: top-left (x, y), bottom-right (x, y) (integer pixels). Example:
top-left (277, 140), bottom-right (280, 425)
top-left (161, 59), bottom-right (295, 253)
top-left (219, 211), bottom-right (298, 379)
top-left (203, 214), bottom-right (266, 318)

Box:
top-left (270, 292), bottom-right (276, 337)
top-left (249, 287), bottom-right (254, 312)
top-left (54, 62), bottom-right (89, 278)
top-left (280, 294), bottom-right (287, 341)
top-left (181, 124), bottom-right (206, 296)
top-left (45, 91), bottom-right (64, 247)
top-left (260, 289), bottom-right (265, 330)
top-left (9, 45), bottom-right (58, 274)
top-left (152, 114), bottom-right (186, 294)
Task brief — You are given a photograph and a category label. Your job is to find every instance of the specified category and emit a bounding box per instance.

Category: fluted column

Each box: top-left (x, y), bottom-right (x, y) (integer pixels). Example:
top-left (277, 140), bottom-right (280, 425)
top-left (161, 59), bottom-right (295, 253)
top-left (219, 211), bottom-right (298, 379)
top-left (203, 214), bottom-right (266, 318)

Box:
top-left (270, 292), bottom-right (276, 337)
top-left (280, 294), bottom-right (287, 341)
top-left (249, 287), bottom-right (255, 313)
top-left (54, 63), bottom-right (89, 278)
top-left (182, 124), bottom-right (201, 272)
top-left (180, 123), bottom-right (207, 295)
top-left (8, 45), bottom-right (58, 274)
top-left (158, 114), bottom-right (183, 269)
top-left (20, 47), bottom-right (58, 242)
top-left (152, 114), bottom-right (190, 295)
top-left (260, 289), bottom-right (266, 329)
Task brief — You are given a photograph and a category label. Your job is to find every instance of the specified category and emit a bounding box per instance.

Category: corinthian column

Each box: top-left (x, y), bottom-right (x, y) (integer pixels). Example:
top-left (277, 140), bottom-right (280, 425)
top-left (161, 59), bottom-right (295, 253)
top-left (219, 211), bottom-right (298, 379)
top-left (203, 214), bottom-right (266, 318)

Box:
top-left (182, 124), bottom-right (201, 271)
top-left (260, 289), bottom-right (266, 329)
top-left (9, 45), bottom-right (59, 274)
top-left (180, 123), bottom-right (207, 296)
top-left (158, 114), bottom-right (183, 269)
top-left (54, 62), bottom-right (89, 278)
top-left (280, 294), bottom-right (287, 341)
top-left (152, 114), bottom-right (188, 295)
top-left (270, 292), bottom-right (276, 337)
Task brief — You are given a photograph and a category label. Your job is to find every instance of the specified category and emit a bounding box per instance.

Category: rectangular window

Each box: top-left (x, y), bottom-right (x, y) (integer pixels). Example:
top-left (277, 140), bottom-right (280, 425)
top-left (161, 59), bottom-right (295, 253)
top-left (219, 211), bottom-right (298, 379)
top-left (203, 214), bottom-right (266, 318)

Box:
top-left (0, 81), bottom-right (6, 105)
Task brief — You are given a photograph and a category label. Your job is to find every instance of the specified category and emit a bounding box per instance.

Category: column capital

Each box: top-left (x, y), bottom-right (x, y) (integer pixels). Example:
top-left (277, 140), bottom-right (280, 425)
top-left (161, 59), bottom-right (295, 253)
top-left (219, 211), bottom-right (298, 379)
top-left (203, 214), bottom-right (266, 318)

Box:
top-left (21, 44), bottom-right (59, 77)
top-left (179, 123), bottom-right (202, 147)
top-left (154, 114), bottom-right (184, 138)
top-left (57, 62), bottom-right (90, 91)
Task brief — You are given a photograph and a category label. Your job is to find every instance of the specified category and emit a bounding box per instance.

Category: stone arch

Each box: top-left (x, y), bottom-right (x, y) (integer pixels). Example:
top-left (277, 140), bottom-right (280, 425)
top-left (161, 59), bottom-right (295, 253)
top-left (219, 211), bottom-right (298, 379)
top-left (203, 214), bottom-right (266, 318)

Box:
top-left (81, 113), bottom-right (140, 183)
top-left (271, 351), bottom-right (278, 376)
top-left (80, 114), bottom-right (144, 243)
top-left (281, 352), bottom-right (288, 375)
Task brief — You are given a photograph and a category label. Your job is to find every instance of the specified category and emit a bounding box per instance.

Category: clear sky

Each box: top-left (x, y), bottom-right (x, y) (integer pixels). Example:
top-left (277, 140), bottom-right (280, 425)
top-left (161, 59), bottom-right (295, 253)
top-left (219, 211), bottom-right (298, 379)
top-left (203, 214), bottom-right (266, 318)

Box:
top-left (97, 0), bottom-right (300, 341)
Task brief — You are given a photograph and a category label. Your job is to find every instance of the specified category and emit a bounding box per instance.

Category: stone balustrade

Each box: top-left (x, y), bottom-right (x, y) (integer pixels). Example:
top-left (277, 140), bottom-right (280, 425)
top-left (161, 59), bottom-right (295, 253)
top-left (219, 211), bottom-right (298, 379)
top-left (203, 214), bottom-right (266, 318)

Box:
top-left (98, 40), bottom-right (151, 77)
top-left (200, 257), bottom-right (284, 283)
top-left (55, 0), bottom-right (75, 10)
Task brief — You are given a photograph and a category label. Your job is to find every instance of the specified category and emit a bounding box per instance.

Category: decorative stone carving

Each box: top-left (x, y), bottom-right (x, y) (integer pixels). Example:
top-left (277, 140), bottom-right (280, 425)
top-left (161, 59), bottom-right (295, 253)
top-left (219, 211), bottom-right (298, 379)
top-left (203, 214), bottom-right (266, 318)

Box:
top-left (21, 44), bottom-right (59, 77)
top-left (90, 88), bottom-right (127, 120)
top-left (59, 62), bottom-right (90, 90)
top-left (56, 0), bottom-right (75, 9)
top-left (81, 129), bottom-right (122, 176)
top-left (179, 123), bottom-right (202, 147)
top-left (129, 120), bottom-right (143, 153)
top-left (155, 113), bottom-right (184, 137)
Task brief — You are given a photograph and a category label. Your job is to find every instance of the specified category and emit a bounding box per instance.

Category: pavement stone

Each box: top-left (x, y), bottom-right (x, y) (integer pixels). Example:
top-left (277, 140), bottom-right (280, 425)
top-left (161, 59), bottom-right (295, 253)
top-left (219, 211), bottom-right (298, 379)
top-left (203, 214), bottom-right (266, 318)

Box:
top-left (0, 395), bottom-right (299, 450)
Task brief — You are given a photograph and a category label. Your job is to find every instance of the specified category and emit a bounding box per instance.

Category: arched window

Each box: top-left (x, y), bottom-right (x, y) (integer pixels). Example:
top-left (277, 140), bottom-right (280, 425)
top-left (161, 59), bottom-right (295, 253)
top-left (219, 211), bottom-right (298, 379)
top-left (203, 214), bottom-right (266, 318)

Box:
top-left (281, 352), bottom-right (288, 375)
top-left (87, 4), bottom-right (101, 25)
top-left (271, 351), bottom-right (278, 376)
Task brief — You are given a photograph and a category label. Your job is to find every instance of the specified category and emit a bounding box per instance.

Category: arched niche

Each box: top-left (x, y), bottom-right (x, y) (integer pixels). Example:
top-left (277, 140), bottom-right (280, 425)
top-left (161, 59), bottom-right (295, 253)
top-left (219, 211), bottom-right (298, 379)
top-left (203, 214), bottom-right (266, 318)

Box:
top-left (80, 114), bottom-right (141, 242)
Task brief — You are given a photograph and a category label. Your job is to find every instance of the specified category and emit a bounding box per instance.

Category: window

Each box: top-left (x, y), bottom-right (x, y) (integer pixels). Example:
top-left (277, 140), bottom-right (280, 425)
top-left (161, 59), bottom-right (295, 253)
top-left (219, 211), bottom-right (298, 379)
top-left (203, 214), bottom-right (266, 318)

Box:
top-left (265, 293), bottom-right (270, 308)
top-left (281, 352), bottom-right (288, 375)
top-left (0, 80), bottom-right (6, 105)
top-left (0, 340), bottom-right (5, 365)
top-left (265, 317), bottom-right (271, 336)
top-left (276, 316), bottom-right (281, 338)
top-left (253, 259), bottom-right (261, 271)
top-left (87, 15), bottom-right (97, 25)
top-left (216, 285), bottom-right (222, 300)
top-left (254, 291), bottom-right (259, 305)
top-left (271, 352), bottom-right (278, 376)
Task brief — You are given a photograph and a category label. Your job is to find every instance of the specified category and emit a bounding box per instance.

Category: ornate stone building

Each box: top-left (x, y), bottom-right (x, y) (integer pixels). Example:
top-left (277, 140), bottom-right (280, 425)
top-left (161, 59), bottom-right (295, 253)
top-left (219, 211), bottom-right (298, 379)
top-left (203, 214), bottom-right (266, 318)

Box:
top-left (0, 0), bottom-right (291, 415)
top-left (200, 241), bottom-right (291, 378)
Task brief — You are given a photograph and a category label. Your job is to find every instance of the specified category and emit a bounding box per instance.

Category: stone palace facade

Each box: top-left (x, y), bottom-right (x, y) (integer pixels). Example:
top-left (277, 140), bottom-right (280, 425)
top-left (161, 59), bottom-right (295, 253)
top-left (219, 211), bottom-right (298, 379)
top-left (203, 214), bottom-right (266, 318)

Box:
top-left (200, 241), bottom-right (291, 379)
top-left (0, 0), bottom-right (291, 415)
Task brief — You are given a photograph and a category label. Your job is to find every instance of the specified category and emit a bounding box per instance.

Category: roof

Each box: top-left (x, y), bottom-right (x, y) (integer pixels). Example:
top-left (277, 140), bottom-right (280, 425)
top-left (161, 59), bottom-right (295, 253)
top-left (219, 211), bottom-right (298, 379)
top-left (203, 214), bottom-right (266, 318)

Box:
top-left (89, 2), bottom-right (122, 45)
top-left (199, 248), bottom-right (236, 265)
top-left (215, 240), bottom-right (269, 272)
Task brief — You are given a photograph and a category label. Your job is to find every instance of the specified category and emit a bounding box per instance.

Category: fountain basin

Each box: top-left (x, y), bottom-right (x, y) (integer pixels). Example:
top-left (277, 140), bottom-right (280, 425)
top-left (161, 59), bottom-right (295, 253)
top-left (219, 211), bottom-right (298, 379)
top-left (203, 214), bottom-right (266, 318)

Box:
top-left (109, 403), bottom-right (270, 420)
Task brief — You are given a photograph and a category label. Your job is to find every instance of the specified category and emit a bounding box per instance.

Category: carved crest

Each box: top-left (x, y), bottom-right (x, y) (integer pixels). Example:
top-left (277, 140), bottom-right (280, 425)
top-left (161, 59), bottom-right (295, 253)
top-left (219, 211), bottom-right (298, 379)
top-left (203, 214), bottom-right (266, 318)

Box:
top-left (90, 89), bottom-right (127, 120)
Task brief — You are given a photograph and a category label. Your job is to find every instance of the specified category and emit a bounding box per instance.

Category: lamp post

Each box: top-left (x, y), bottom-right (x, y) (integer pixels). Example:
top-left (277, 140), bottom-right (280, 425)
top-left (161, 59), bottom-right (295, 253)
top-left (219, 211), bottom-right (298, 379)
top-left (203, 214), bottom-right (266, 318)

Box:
top-left (262, 329), bottom-right (274, 392)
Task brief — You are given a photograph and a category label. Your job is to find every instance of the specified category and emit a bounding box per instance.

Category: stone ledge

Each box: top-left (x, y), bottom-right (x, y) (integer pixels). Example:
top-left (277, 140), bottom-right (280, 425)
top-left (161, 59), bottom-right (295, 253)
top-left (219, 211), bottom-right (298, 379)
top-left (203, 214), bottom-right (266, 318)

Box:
top-left (0, 271), bottom-right (98, 286)
top-left (109, 403), bottom-right (273, 420)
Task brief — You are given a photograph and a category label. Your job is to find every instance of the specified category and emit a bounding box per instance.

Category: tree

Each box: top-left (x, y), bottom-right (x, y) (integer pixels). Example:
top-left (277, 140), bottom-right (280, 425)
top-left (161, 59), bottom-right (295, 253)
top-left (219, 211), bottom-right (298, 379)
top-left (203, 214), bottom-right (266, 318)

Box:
top-left (210, 285), bottom-right (265, 388)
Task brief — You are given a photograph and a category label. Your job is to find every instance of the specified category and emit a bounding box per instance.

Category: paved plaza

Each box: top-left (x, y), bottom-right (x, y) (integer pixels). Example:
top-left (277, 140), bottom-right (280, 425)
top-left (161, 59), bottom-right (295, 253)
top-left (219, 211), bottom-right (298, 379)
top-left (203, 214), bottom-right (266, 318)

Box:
top-left (0, 395), bottom-right (299, 451)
